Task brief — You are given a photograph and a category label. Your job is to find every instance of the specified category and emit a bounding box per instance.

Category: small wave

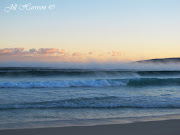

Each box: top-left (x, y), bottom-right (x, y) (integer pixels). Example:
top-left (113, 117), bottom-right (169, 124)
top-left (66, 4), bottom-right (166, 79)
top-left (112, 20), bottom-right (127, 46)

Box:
top-left (0, 96), bottom-right (180, 109)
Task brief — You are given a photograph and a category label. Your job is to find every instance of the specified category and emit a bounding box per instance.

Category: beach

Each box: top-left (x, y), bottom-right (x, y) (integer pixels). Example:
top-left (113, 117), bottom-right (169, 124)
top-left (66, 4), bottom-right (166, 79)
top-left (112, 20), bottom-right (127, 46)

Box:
top-left (0, 119), bottom-right (180, 135)
top-left (1, 0), bottom-right (180, 134)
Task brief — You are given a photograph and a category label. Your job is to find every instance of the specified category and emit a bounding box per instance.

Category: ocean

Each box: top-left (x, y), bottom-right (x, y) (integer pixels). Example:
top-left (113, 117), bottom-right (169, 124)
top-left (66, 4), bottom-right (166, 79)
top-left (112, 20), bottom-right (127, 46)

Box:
top-left (0, 67), bottom-right (180, 129)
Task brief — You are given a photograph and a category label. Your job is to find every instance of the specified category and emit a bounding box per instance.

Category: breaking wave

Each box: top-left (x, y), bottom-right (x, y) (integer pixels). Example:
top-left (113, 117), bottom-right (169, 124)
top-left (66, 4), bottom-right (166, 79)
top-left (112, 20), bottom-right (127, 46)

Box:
top-left (1, 78), bottom-right (180, 88)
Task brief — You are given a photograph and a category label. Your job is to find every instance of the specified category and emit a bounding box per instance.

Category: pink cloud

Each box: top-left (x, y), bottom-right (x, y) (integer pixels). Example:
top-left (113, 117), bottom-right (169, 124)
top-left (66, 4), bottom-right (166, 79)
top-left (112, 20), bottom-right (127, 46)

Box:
top-left (14, 48), bottom-right (24, 54)
top-left (0, 48), bottom-right (24, 55)
top-left (0, 48), bottom-right (14, 54)
top-left (72, 52), bottom-right (81, 57)
top-left (58, 49), bottom-right (65, 54)
top-left (112, 51), bottom-right (121, 56)
top-left (38, 48), bottom-right (59, 55)
top-left (89, 51), bottom-right (94, 55)
top-left (29, 48), bottom-right (38, 54)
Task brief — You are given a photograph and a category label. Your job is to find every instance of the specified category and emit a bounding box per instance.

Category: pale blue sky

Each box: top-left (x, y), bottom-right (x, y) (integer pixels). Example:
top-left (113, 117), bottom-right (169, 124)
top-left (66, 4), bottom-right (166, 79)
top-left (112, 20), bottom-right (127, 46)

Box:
top-left (0, 0), bottom-right (180, 60)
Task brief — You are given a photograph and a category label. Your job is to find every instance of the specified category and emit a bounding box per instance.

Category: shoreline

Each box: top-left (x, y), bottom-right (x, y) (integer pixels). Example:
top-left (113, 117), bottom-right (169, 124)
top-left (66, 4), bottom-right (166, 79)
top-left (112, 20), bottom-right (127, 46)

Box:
top-left (1, 114), bottom-right (180, 130)
top-left (0, 119), bottom-right (180, 135)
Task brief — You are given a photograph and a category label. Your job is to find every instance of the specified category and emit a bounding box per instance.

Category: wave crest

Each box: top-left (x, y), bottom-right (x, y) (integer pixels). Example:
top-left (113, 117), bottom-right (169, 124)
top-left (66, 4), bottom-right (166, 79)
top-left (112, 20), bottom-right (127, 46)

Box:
top-left (0, 79), bottom-right (127, 88)
top-left (1, 78), bottom-right (180, 88)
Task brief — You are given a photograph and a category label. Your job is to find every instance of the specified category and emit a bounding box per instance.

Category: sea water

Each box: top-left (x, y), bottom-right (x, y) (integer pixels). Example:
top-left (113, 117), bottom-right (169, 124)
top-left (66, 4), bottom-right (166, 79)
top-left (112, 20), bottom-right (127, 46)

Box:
top-left (0, 67), bottom-right (180, 129)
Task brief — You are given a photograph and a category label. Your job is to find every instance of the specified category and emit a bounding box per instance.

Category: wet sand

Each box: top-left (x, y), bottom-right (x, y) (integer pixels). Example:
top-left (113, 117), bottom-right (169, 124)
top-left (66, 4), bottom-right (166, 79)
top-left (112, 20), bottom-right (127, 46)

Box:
top-left (0, 119), bottom-right (180, 135)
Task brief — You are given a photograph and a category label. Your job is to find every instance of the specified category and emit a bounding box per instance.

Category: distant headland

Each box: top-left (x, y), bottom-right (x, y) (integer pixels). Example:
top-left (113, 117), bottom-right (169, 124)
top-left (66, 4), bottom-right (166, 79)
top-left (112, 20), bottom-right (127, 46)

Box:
top-left (136, 58), bottom-right (180, 63)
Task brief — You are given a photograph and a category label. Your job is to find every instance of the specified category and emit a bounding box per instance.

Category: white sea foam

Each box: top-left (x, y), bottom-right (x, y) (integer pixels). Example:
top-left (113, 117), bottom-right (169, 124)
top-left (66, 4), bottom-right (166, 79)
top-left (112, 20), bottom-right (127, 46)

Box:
top-left (0, 80), bottom-right (128, 88)
top-left (1, 77), bottom-right (180, 88)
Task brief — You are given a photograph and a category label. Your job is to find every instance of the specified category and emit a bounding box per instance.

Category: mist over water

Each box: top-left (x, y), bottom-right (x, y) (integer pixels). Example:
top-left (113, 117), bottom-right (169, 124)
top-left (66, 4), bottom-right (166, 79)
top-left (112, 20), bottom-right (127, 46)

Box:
top-left (1, 61), bottom-right (180, 71)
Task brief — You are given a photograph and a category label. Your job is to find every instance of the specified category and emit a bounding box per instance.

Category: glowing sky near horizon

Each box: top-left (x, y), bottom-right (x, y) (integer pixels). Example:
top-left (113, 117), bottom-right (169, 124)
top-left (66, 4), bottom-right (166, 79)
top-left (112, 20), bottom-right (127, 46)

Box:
top-left (0, 0), bottom-right (180, 62)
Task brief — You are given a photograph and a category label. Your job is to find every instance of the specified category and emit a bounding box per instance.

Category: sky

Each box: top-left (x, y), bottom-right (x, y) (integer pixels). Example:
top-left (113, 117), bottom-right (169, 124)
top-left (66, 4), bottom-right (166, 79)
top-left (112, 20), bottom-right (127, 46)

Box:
top-left (0, 0), bottom-right (180, 62)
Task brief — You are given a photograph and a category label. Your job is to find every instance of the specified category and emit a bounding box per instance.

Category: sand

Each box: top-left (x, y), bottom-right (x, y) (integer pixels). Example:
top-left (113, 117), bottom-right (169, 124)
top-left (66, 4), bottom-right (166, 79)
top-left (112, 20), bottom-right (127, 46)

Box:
top-left (0, 119), bottom-right (180, 135)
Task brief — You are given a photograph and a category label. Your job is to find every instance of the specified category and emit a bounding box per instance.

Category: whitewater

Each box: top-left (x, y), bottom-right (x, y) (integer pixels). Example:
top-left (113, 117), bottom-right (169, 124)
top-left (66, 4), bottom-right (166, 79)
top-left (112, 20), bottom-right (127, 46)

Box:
top-left (0, 67), bottom-right (180, 129)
